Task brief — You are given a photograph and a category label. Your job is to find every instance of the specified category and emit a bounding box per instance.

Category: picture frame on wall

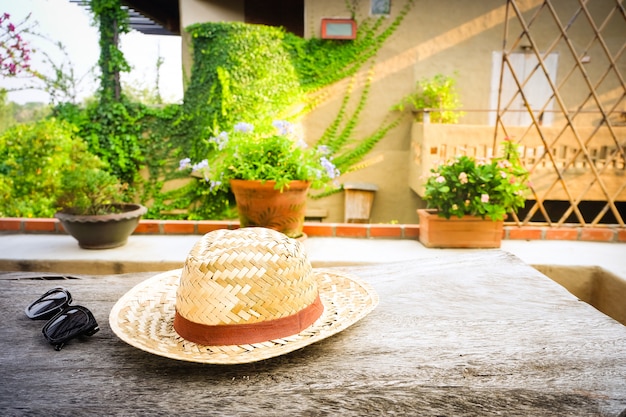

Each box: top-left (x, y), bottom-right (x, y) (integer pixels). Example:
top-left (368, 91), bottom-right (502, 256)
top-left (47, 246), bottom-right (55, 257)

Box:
top-left (320, 18), bottom-right (357, 40)
top-left (371, 0), bottom-right (391, 15)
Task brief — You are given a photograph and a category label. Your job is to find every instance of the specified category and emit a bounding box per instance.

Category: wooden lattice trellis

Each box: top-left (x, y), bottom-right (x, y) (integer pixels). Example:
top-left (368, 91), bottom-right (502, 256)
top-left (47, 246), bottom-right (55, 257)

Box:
top-left (495, 0), bottom-right (626, 226)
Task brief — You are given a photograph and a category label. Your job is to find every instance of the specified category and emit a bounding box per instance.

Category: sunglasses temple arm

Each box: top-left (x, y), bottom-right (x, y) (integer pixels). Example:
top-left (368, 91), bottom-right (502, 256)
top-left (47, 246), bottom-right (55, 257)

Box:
top-left (86, 325), bottom-right (100, 336)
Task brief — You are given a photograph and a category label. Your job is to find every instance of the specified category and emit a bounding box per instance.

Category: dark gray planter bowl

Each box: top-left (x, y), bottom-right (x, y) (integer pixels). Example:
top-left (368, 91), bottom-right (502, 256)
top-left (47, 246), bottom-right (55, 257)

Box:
top-left (55, 204), bottom-right (148, 249)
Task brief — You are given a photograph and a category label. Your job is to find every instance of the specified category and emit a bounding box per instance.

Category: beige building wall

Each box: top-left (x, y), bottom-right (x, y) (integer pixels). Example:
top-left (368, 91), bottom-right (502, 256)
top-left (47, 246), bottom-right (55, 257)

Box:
top-left (176, 0), bottom-right (625, 224)
top-left (179, 0), bottom-right (244, 83)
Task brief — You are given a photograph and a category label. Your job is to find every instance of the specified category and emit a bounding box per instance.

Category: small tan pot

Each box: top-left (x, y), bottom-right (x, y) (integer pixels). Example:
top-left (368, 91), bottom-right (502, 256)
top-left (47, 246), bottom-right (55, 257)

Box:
top-left (230, 180), bottom-right (310, 239)
top-left (417, 209), bottom-right (504, 248)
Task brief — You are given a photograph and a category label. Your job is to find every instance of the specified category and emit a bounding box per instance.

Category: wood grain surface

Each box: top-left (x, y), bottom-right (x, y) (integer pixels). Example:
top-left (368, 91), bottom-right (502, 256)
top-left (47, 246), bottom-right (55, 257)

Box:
top-left (1, 251), bottom-right (625, 416)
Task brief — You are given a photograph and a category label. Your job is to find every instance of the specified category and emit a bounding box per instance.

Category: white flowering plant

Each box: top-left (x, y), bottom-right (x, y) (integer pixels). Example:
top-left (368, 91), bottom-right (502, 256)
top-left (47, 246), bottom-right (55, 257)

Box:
top-left (423, 139), bottom-right (530, 221)
top-left (179, 120), bottom-right (340, 192)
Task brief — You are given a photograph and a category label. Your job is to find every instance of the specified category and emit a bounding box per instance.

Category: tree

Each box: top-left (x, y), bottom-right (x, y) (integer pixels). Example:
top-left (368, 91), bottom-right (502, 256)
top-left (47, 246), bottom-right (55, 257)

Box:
top-left (0, 12), bottom-right (34, 77)
top-left (1, 11), bottom-right (91, 105)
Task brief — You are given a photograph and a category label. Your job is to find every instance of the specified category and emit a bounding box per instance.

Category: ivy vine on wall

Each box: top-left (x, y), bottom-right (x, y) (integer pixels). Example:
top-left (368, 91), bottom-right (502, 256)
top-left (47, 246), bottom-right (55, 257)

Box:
top-left (176, 0), bottom-right (416, 210)
top-left (180, 22), bottom-right (304, 162)
top-left (54, 0), bottom-right (415, 220)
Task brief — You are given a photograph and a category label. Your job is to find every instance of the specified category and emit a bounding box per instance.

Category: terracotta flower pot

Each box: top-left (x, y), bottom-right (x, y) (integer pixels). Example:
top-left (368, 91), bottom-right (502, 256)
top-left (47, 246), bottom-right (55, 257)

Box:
top-left (229, 180), bottom-right (310, 239)
top-left (55, 203), bottom-right (147, 249)
top-left (417, 208), bottom-right (503, 248)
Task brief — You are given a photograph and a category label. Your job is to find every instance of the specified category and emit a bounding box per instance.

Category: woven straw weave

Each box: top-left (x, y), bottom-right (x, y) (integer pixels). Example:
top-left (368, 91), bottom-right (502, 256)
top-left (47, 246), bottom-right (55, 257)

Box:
top-left (110, 268), bottom-right (377, 364)
top-left (109, 227), bottom-right (379, 364)
top-left (176, 228), bottom-right (318, 325)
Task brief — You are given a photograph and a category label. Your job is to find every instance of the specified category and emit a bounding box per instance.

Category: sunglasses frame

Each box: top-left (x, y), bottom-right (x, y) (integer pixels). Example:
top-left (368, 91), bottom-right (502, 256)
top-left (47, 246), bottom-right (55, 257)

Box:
top-left (24, 287), bottom-right (72, 320)
top-left (26, 288), bottom-right (99, 351)
top-left (42, 305), bottom-right (100, 351)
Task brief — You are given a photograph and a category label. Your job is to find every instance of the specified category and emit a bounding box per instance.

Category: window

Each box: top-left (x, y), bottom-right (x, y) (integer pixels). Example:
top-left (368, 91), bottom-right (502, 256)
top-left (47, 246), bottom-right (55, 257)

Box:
top-left (490, 52), bottom-right (559, 126)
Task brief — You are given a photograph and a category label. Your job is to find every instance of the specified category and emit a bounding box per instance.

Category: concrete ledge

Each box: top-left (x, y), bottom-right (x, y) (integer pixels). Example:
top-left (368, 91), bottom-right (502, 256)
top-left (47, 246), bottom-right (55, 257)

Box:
top-left (1, 217), bottom-right (625, 242)
top-left (0, 218), bottom-right (626, 243)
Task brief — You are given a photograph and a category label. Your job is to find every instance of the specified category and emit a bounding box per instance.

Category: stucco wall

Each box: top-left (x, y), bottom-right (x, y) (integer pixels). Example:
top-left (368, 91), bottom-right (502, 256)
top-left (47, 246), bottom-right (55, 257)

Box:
top-left (179, 0), bottom-right (244, 83)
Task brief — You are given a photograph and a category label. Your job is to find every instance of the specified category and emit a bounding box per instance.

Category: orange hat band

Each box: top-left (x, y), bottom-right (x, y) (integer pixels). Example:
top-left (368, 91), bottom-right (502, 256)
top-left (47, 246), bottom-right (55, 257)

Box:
top-left (173, 294), bottom-right (324, 346)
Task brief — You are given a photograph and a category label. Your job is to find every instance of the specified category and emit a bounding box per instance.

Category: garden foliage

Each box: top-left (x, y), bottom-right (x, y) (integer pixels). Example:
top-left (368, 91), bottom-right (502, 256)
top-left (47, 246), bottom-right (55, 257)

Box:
top-left (1, 0), bottom-right (416, 219)
top-left (0, 118), bottom-right (110, 217)
top-left (423, 140), bottom-right (529, 221)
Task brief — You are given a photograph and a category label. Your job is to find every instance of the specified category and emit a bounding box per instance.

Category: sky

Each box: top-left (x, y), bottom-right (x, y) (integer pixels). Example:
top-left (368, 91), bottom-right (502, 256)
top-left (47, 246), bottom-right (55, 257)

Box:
top-left (0, 0), bottom-right (184, 104)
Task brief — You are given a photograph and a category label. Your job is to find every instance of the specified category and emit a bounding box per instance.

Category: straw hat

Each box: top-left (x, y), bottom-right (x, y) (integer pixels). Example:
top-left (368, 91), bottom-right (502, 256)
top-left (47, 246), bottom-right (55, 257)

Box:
top-left (109, 227), bottom-right (378, 364)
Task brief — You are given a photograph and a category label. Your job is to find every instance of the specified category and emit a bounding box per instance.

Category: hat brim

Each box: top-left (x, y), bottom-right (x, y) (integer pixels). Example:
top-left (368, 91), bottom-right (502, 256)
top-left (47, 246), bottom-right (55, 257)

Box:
top-left (109, 268), bottom-right (378, 364)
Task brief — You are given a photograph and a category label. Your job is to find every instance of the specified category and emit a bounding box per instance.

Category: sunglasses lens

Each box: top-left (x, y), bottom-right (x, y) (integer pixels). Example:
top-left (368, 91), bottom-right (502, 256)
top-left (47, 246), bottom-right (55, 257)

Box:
top-left (43, 306), bottom-right (99, 351)
top-left (25, 288), bottom-right (71, 320)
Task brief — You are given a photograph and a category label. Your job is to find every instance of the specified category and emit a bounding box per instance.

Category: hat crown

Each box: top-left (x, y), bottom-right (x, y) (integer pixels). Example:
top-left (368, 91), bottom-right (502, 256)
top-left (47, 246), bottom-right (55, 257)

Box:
top-left (176, 228), bottom-right (318, 327)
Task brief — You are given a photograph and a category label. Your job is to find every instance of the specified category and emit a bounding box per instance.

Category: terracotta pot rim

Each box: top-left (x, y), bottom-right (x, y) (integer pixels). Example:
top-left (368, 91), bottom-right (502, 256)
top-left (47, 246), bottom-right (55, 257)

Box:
top-left (55, 203), bottom-right (147, 224)
top-left (229, 179), bottom-right (311, 187)
top-left (417, 208), bottom-right (503, 222)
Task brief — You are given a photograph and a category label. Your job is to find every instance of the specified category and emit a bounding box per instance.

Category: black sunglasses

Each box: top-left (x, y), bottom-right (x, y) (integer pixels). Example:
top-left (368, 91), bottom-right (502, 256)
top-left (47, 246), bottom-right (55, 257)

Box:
top-left (25, 288), bottom-right (99, 351)
top-left (25, 287), bottom-right (73, 320)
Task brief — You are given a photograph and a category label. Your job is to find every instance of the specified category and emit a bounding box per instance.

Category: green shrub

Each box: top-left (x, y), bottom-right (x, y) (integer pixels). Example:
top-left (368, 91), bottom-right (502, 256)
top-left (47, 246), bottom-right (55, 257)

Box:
top-left (0, 118), bottom-right (105, 217)
top-left (56, 167), bottom-right (126, 215)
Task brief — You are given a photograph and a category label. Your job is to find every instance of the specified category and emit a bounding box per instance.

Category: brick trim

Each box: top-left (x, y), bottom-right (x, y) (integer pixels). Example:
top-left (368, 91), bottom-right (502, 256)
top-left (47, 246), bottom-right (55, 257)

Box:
top-left (0, 218), bottom-right (624, 242)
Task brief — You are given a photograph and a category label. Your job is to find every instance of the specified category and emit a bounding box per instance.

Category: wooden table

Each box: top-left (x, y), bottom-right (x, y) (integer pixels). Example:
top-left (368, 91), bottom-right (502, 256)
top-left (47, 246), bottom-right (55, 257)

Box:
top-left (1, 251), bottom-right (625, 416)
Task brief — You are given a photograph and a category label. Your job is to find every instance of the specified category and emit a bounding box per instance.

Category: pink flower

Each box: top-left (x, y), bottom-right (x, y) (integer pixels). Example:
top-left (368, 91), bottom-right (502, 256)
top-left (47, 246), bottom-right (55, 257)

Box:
top-left (481, 193), bottom-right (489, 203)
top-left (458, 172), bottom-right (468, 184)
top-left (435, 175), bottom-right (445, 183)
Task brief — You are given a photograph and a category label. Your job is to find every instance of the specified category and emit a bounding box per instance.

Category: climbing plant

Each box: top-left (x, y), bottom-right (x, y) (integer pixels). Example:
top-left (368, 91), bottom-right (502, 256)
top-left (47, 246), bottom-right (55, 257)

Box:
top-left (90, 0), bottom-right (130, 103)
top-left (285, 0), bottom-right (415, 188)
top-left (178, 0), bottom-right (416, 210)
top-left (181, 22), bottom-right (303, 162)
top-left (51, 0), bottom-right (416, 220)
top-left (283, 0), bottom-right (414, 93)
top-left (67, 0), bottom-right (143, 185)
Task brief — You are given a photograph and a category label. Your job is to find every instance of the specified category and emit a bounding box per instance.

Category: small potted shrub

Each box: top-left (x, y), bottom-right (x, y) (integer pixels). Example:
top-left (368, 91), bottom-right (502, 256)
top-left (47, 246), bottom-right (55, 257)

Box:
top-left (55, 166), bottom-right (147, 249)
top-left (418, 139), bottom-right (530, 248)
top-left (393, 73), bottom-right (464, 124)
top-left (179, 120), bottom-right (340, 238)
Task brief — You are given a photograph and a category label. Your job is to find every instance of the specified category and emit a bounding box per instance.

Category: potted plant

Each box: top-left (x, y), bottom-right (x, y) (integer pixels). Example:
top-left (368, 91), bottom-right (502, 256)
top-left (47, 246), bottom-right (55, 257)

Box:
top-left (54, 166), bottom-right (147, 249)
top-left (393, 73), bottom-right (464, 124)
top-left (179, 120), bottom-right (340, 238)
top-left (418, 138), bottom-right (530, 248)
